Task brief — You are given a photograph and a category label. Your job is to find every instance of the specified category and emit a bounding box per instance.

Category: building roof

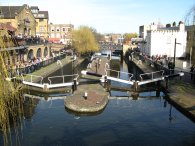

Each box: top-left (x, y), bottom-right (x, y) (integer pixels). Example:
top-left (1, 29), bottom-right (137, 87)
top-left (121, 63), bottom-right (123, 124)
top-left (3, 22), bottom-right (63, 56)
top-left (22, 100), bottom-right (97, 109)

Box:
top-left (0, 22), bottom-right (16, 31)
top-left (158, 27), bottom-right (179, 31)
top-left (49, 24), bottom-right (74, 28)
top-left (0, 5), bottom-right (28, 19)
top-left (30, 6), bottom-right (39, 10)
top-left (38, 11), bottom-right (49, 19)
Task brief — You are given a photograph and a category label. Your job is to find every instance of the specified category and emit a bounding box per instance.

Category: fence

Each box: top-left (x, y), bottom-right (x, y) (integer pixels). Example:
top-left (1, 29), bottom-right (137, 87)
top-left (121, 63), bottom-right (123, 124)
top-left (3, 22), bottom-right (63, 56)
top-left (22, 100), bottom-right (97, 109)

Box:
top-left (134, 52), bottom-right (195, 84)
top-left (8, 53), bottom-right (66, 78)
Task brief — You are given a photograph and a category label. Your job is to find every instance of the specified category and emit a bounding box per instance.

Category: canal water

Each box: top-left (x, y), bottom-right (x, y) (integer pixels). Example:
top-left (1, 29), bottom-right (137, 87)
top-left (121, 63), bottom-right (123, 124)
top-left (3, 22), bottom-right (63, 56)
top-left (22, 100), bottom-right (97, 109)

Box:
top-left (1, 58), bottom-right (195, 146)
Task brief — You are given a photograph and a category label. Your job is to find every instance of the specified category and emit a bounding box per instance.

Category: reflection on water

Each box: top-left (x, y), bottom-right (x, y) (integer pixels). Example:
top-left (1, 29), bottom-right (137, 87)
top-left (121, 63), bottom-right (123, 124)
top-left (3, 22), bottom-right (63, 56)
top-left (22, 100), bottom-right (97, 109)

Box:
top-left (1, 58), bottom-right (195, 146)
top-left (1, 95), bottom-right (195, 146)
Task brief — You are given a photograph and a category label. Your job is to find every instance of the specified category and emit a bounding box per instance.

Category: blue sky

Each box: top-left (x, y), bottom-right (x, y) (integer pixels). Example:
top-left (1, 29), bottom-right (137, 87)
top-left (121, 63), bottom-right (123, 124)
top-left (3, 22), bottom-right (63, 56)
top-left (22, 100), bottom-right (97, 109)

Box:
top-left (0, 0), bottom-right (194, 34)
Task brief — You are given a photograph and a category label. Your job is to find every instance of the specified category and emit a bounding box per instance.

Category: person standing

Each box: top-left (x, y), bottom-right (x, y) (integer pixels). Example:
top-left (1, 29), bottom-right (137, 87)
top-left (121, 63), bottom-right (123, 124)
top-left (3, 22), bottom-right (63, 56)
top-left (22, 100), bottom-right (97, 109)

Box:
top-left (190, 65), bottom-right (194, 80)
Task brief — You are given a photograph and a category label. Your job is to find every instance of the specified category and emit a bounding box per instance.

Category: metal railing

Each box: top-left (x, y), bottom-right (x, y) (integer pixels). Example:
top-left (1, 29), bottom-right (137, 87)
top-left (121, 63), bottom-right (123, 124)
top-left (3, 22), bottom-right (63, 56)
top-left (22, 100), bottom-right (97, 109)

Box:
top-left (139, 70), bottom-right (164, 81)
top-left (134, 52), bottom-right (195, 84)
top-left (7, 53), bottom-right (66, 78)
top-left (48, 74), bottom-right (79, 85)
top-left (22, 74), bottom-right (43, 84)
top-left (22, 74), bottom-right (79, 89)
top-left (105, 68), bottom-right (134, 81)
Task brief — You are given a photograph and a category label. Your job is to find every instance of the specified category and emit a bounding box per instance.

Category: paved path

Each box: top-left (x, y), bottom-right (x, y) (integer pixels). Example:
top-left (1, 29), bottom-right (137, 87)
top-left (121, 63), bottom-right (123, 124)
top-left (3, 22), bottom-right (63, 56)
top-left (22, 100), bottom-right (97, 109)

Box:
top-left (65, 57), bottom-right (109, 113)
top-left (87, 57), bottom-right (110, 75)
top-left (65, 83), bottom-right (108, 113)
top-left (22, 56), bottom-right (84, 82)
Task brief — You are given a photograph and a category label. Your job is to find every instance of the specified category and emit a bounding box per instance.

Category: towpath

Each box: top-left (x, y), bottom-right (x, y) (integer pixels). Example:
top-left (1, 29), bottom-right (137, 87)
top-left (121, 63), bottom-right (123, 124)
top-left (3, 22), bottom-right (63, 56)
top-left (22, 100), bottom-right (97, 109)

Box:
top-left (132, 56), bottom-right (195, 122)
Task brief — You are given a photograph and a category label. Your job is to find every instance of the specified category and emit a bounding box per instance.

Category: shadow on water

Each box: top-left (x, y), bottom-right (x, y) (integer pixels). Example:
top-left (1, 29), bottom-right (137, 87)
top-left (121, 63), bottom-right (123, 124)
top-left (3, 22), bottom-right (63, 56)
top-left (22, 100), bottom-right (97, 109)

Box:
top-left (43, 58), bottom-right (90, 84)
top-left (1, 57), bottom-right (195, 146)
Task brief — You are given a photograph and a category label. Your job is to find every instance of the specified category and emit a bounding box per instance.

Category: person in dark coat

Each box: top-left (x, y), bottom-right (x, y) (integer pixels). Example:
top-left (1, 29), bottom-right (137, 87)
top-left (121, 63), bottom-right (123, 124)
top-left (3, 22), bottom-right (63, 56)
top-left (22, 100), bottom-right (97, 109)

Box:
top-left (190, 64), bottom-right (194, 80)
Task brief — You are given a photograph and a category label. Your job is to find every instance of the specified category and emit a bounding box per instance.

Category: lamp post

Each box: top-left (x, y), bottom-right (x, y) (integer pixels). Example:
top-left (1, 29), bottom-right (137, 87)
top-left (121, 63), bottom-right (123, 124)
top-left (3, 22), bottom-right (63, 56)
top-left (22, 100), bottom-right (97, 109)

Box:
top-left (173, 38), bottom-right (181, 68)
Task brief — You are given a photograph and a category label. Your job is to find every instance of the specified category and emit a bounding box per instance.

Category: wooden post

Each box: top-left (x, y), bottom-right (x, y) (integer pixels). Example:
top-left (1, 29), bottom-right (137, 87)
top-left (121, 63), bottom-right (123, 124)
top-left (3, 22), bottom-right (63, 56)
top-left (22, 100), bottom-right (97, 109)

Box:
top-left (133, 81), bottom-right (138, 92)
top-left (72, 79), bottom-right (77, 93)
top-left (96, 62), bottom-right (98, 73)
top-left (120, 51), bottom-right (123, 64)
top-left (157, 81), bottom-right (160, 86)
top-left (72, 84), bottom-right (74, 93)
top-left (74, 79), bottom-right (77, 91)
top-left (104, 75), bottom-right (107, 88)
top-left (107, 79), bottom-right (111, 92)
top-left (43, 84), bottom-right (48, 91)
top-left (132, 81), bottom-right (139, 99)
top-left (156, 89), bottom-right (160, 97)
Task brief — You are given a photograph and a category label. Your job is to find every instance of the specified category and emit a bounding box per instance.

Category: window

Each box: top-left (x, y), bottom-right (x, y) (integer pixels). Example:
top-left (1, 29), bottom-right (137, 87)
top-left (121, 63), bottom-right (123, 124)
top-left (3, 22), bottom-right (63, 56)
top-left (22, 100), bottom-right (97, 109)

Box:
top-left (167, 36), bottom-right (171, 44)
top-left (51, 33), bottom-right (55, 38)
top-left (38, 14), bottom-right (44, 18)
top-left (56, 27), bottom-right (60, 32)
top-left (51, 27), bottom-right (55, 32)
top-left (39, 18), bottom-right (44, 22)
top-left (56, 33), bottom-right (60, 38)
top-left (62, 28), bottom-right (65, 31)
top-left (40, 26), bottom-right (45, 32)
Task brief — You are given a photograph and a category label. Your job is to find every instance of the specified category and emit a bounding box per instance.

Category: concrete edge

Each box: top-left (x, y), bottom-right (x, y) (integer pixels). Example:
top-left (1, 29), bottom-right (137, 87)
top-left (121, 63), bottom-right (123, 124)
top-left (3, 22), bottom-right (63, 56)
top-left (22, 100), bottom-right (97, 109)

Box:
top-left (64, 96), bottom-right (109, 113)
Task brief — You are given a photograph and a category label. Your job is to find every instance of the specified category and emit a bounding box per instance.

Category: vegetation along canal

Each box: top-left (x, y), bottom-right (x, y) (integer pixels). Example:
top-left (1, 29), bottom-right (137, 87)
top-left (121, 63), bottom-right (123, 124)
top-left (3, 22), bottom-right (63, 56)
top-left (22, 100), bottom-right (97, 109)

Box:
top-left (0, 58), bottom-right (195, 146)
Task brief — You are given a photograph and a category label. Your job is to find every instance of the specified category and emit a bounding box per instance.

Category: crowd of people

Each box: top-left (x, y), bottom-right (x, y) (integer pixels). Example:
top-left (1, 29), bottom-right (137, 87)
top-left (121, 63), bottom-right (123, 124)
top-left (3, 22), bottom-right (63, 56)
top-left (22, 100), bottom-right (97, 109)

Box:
top-left (135, 52), bottom-right (195, 82)
top-left (7, 53), bottom-right (65, 77)
top-left (139, 53), bottom-right (175, 69)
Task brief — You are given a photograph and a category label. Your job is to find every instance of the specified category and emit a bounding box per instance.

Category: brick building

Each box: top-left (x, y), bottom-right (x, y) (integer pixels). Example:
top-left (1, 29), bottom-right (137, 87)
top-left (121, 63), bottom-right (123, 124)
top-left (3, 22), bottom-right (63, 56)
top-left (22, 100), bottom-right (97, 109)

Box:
top-left (30, 6), bottom-right (49, 39)
top-left (0, 4), bottom-right (36, 37)
top-left (48, 24), bottom-right (74, 44)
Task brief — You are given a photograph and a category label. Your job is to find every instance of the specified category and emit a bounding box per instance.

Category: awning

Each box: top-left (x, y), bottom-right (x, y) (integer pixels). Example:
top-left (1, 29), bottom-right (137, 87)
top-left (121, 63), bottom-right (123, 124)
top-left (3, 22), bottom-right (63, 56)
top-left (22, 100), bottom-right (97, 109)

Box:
top-left (48, 38), bottom-right (60, 43)
top-left (0, 23), bottom-right (16, 32)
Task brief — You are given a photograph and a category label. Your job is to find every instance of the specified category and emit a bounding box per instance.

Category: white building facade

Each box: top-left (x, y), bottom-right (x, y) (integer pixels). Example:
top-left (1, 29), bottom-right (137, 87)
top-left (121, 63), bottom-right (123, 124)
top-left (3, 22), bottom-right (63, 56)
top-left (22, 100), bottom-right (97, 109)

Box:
top-left (140, 23), bottom-right (187, 58)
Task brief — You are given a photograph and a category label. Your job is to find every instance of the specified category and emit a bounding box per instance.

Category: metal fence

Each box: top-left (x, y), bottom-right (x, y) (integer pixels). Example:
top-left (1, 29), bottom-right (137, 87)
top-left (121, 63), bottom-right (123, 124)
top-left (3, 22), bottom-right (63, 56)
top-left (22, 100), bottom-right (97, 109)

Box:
top-left (134, 52), bottom-right (195, 84)
top-left (8, 53), bottom-right (66, 78)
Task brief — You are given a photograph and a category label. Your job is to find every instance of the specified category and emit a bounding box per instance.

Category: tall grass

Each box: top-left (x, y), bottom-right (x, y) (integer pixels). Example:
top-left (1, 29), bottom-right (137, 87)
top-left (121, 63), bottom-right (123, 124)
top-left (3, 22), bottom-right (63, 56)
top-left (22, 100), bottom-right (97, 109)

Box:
top-left (0, 30), bottom-right (23, 146)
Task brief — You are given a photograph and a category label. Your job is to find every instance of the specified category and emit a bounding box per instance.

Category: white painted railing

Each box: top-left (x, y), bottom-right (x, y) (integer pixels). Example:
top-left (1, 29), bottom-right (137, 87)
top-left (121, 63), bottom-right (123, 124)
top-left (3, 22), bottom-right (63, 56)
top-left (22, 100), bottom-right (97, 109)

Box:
top-left (47, 74), bottom-right (79, 89)
top-left (138, 70), bottom-right (165, 86)
top-left (22, 74), bottom-right (43, 84)
top-left (22, 74), bottom-right (79, 89)
top-left (104, 65), bottom-right (134, 85)
top-left (139, 70), bottom-right (164, 81)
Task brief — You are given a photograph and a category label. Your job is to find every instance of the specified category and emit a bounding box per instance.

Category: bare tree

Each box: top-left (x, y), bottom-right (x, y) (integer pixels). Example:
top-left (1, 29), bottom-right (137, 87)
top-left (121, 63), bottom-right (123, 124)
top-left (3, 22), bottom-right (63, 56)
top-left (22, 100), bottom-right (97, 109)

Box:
top-left (185, 5), bottom-right (195, 64)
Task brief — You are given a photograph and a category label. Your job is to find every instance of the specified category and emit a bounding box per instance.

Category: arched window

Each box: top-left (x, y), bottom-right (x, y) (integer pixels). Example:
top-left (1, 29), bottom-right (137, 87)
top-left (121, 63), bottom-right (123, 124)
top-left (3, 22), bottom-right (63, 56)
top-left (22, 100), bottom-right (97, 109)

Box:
top-left (28, 49), bottom-right (34, 60)
top-left (44, 47), bottom-right (48, 57)
top-left (36, 48), bottom-right (42, 58)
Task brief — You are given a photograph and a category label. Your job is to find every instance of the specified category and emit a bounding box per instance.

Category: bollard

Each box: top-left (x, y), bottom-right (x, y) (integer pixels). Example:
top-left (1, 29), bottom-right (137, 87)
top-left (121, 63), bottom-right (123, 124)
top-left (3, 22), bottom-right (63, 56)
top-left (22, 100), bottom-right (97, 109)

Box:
top-left (84, 91), bottom-right (88, 100)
